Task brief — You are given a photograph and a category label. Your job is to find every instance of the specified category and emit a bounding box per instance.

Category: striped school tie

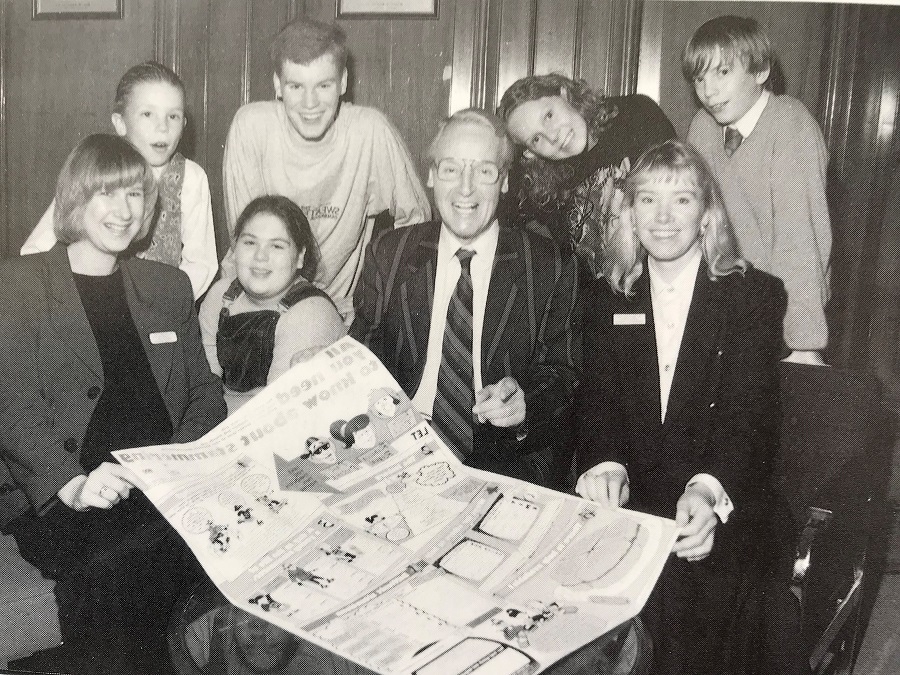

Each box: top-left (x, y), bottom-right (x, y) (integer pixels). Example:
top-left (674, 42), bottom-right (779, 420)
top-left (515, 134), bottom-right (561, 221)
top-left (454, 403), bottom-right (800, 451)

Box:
top-left (433, 248), bottom-right (476, 458)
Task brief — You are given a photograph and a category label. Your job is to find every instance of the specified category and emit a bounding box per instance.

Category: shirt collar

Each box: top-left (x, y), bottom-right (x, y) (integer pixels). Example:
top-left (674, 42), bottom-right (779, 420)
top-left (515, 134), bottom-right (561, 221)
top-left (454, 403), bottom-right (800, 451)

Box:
top-left (731, 89), bottom-right (770, 139)
top-left (438, 221), bottom-right (500, 261)
top-left (648, 248), bottom-right (703, 298)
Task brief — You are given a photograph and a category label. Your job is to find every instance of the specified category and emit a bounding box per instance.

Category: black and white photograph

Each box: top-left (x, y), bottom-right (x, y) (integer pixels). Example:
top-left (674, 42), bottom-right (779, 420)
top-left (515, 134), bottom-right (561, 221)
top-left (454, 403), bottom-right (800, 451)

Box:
top-left (0, 1), bottom-right (898, 674)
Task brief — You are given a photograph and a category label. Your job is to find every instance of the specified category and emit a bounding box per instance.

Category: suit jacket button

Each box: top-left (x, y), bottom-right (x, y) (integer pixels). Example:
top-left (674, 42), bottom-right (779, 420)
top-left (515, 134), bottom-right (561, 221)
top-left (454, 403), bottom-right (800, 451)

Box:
top-left (87, 386), bottom-right (101, 399)
top-left (64, 438), bottom-right (78, 453)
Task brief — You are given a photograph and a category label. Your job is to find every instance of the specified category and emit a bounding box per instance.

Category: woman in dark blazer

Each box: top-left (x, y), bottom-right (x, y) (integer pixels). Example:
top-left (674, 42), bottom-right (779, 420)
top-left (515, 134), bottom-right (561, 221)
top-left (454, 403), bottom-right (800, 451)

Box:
top-left (575, 140), bottom-right (788, 674)
top-left (0, 134), bottom-right (226, 674)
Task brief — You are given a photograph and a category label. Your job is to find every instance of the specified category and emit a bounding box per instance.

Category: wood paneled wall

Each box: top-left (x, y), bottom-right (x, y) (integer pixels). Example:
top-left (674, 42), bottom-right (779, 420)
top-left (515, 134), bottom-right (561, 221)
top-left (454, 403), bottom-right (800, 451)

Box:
top-left (0, 1), bottom-right (158, 256)
top-left (0, 0), bottom-right (641, 259)
top-left (821, 5), bottom-right (900, 375)
top-left (453, 0), bottom-right (643, 114)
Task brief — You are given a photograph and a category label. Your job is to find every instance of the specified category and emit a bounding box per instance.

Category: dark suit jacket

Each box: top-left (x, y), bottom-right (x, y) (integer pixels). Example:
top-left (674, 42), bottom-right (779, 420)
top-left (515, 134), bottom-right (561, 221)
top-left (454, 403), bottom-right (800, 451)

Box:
top-left (0, 245), bottom-right (227, 529)
top-left (576, 263), bottom-right (787, 527)
top-left (350, 221), bottom-right (581, 487)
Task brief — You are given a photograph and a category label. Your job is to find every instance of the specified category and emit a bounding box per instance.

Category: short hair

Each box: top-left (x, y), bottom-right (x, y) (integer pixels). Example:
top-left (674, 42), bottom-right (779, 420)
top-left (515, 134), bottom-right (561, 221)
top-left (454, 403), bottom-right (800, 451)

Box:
top-left (428, 108), bottom-right (513, 172)
top-left (54, 134), bottom-right (158, 246)
top-left (113, 61), bottom-right (185, 115)
top-left (682, 16), bottom-right (772, 83)
top-left (496, 74), bottom-right (618, 209)
top-left (233, 195), bottom-right (320, 281)
top-left (270, 18), bottom-right (348, 75)
top-left (602, 139), bottom-right (746, 296)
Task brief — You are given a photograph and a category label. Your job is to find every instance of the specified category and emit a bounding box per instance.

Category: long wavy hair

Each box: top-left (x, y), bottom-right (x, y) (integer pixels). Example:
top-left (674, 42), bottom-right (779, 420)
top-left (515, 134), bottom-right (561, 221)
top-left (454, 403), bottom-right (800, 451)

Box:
top-left (602, 139), bottom-right (746, 296)
top-left (497, 74), bottom-right (618, 211)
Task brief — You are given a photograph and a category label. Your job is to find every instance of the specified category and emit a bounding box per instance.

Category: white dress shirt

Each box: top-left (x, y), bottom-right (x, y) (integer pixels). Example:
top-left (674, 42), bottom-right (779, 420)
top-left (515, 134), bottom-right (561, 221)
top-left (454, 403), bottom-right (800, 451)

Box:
top-left (650, 250), bottom-right (702, 423)
top-left (725, 89), bottom-right (770, 143)
top-left (411, 222), bottom-right (499, 417)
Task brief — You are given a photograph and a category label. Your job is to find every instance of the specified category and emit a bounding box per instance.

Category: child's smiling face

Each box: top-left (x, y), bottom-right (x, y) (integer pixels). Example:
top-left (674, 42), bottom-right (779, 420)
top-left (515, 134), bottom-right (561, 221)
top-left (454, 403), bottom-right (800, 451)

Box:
top-left (274, 55), bottom-right (346, 142)
top-left (506, 93), bottom-right (590, 161)
top-left (112, 80), bottom-right (186, 168)
top-left (691, 48), bottom-right (768, 127)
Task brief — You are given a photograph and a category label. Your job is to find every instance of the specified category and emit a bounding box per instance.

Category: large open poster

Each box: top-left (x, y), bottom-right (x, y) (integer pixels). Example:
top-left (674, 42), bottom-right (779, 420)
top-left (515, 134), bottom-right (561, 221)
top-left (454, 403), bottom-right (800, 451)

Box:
top-left (113, 336), bottom-right (678, 675)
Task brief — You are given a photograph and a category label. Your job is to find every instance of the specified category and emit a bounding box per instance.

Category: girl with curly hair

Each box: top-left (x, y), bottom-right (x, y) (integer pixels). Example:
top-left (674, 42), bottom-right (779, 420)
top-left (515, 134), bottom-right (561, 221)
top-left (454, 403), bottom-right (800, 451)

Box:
top-left (498, 74), bottom-right (675, 277)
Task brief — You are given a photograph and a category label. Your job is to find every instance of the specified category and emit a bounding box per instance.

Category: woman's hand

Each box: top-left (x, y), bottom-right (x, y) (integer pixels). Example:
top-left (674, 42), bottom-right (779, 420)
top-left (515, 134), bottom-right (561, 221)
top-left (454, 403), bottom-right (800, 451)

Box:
top-left (672, 484), bottom-right (718, 562)
top-left (576, 465), bottom-right (630, 507)
top-left (57, 462), bottom-right (139, 511)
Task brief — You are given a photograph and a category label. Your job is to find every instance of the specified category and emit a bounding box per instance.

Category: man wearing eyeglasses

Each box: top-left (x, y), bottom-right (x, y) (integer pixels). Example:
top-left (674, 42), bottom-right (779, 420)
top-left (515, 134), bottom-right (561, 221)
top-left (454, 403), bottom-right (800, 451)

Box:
top-left (351, 109), bottom-right (580, 489)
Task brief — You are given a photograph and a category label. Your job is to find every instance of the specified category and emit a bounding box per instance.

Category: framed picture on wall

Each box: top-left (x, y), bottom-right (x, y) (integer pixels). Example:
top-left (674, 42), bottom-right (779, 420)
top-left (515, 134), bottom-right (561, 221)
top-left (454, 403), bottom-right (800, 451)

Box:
top-left (33, 0), bottom-right (123, 20)
top-left (336, 0), bottom-right (438, 19)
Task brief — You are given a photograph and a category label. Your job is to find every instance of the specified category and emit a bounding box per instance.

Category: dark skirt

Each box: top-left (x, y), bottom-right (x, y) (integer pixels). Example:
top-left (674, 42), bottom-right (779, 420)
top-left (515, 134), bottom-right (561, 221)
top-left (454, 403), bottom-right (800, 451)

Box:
top-left (10, 491), bottom-right (203, 675)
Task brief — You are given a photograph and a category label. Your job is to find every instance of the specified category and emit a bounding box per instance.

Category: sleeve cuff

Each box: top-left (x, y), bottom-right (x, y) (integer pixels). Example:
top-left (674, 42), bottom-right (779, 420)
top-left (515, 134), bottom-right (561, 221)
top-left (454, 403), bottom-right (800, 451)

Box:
top-left (584, 461), bottom-right (629, 482)
top-left (687, 473), bottom-right (733, 523)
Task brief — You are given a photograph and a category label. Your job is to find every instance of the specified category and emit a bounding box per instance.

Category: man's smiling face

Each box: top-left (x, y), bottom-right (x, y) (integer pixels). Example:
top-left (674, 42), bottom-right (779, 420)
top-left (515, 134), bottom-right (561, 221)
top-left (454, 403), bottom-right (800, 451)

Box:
top-left (428, 121), bottom-right (508, 245)
top-left (274, 54), bottom-right (347, 142)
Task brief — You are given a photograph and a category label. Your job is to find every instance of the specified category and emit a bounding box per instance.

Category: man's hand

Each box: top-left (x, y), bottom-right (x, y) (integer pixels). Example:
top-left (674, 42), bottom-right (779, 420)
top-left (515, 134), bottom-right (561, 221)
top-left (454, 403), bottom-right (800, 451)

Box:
top-left (473, 377), bottom-right (525, 427)
top-left (576, 466), bottom-right (630, 507)
top-left (57, 462), bottom-right (139, 511)
top-left (672, 484), bottom-right (718, 562)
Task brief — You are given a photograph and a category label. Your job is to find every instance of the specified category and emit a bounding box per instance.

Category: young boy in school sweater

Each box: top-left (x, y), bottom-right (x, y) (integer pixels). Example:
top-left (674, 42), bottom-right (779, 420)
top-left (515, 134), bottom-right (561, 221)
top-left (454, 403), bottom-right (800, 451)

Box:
top-left (684, 15), bottom-right (831, 365)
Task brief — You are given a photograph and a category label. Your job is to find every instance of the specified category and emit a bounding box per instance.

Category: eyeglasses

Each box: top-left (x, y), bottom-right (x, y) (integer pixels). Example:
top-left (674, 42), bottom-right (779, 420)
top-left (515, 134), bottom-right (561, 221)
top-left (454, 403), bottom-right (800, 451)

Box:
top-left (435, 158), bottom-right (502, 185)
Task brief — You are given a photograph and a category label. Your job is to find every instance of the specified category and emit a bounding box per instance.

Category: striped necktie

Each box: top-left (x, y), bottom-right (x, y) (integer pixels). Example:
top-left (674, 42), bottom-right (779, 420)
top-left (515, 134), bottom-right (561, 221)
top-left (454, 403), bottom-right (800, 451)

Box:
top-left (433, 248), bottom-right (476, 458)
top-left (724, 126), bottom-right (743, 156)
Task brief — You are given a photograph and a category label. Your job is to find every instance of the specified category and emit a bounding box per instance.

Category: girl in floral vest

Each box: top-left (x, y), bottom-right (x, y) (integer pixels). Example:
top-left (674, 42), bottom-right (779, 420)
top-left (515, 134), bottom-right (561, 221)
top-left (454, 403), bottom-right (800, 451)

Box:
top-left (21, 61), bottom-right (218, 298)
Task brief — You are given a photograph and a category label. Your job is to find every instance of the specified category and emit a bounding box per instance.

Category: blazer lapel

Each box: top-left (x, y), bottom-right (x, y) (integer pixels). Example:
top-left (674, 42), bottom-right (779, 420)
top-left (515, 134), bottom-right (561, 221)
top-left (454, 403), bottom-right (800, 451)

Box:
top-left (120, 260), bottom-right (176, 397)
top-left (625, 272), bottom-right (662, 429)
top-left (483, 226), bottom-right (525, 376)
top-left (663, 265), bottom-right (720, 427)
top-left (45, 245), bottom-right (103, 379)
top-left (399, 228), bottom-right (438, 390)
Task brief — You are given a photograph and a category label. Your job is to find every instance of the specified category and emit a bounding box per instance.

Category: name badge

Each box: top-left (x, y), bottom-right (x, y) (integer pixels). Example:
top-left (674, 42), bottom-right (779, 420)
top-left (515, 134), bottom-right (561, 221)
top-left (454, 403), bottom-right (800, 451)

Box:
top-left (613, 313), bottom-right (646, 326)
top-left (149, 331), bottom-right (177, 345)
